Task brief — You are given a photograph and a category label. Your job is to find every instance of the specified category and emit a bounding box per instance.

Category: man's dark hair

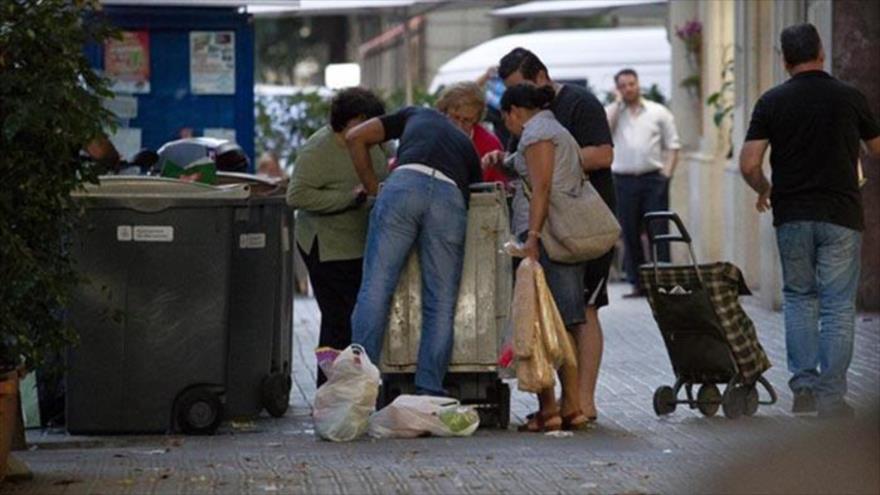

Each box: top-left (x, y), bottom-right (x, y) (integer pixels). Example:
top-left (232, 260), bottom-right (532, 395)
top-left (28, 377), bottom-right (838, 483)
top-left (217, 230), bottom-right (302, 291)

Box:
top-left (498, 48), bottom-right (549, 82)
top-left (614, 68), bottom-right (639, 84)
top-left (329, 87), bottom-right (385, 133)
top-left (780, 23), bottom-right (822, 66)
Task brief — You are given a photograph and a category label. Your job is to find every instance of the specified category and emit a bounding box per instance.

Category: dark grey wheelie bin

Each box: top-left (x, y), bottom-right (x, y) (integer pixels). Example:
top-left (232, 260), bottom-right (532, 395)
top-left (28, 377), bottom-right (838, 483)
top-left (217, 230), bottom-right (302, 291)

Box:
top-left (217, 172), bottom-right (294, 420)
top-left (67, 177), bottom-right (248, 435)
top-left (67, 175), bottom-right (295, 434)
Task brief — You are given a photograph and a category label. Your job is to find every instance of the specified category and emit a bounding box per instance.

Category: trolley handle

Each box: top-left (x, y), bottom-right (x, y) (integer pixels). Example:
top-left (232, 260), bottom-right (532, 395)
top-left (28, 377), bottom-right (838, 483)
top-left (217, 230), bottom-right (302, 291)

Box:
top-left (644, 211), bottom-right (691, 245)
top-left (643, 211), bottom-right (705, 286)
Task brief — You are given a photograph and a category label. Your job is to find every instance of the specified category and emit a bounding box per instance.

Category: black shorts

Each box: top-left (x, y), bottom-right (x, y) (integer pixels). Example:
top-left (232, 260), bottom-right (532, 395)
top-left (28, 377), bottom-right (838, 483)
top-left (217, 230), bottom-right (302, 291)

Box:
top-left (583, 248), bottom-right (614, 308)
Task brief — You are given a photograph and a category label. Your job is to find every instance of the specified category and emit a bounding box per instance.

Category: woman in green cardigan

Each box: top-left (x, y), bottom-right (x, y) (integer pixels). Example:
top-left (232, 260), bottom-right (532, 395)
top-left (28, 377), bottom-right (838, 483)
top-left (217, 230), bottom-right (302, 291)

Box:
top-left (287, 88), bottom-right (388, 386)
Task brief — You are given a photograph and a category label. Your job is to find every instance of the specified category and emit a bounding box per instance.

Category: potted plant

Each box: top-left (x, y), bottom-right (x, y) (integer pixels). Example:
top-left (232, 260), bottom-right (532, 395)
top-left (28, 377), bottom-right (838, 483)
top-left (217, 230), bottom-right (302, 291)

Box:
top-left (0, 0), bottom-right (116, 479)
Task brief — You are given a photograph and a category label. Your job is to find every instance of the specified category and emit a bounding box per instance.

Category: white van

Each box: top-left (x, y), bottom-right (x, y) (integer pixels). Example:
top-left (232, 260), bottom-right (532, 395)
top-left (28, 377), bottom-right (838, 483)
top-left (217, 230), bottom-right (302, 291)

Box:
top-left (429, 27), bottom-right (671, 101)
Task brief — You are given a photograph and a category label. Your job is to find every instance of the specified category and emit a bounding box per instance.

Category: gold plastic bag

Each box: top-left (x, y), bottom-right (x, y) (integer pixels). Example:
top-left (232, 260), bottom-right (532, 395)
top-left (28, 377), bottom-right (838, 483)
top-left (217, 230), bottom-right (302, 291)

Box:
top-left (512, 259), bottom-right (539, 359)
top-left (513, 259), bottom-right (554, 392)
top-left (534, 266), bottom-right (577, 369)
top-left (516, 320), bottom-right (555, 392)
top-left (513, 259), bottom-right (577, 392)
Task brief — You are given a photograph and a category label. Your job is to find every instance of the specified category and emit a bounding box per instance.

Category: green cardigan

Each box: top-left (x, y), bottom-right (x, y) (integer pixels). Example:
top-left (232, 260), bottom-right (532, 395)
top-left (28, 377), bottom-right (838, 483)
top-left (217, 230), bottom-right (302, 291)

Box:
top-left (287, 126), bottom-right (388, 262)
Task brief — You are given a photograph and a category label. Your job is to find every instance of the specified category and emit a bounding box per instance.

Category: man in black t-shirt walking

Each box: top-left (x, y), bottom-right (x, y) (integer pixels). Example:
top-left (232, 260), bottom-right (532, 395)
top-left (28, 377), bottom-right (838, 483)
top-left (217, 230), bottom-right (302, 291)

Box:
top-left (740, 23), bottom-right (880, 419)
top-left (486, 48), bottom-right (615, 424)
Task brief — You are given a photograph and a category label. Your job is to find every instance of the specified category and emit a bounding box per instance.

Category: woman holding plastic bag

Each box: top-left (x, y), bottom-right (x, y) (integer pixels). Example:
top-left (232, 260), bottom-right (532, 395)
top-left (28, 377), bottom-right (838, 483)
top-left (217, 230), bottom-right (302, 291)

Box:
top-left (497, 84), bottom-right (592, 432)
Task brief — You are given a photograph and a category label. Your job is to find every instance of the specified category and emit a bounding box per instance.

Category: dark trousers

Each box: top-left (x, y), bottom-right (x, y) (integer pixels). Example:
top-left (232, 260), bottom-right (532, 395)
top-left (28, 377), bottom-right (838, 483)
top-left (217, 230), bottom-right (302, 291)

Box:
top-left (613, 171), bottom-right (670, 289)
top-left (299, 240), bottom-right (363, 386)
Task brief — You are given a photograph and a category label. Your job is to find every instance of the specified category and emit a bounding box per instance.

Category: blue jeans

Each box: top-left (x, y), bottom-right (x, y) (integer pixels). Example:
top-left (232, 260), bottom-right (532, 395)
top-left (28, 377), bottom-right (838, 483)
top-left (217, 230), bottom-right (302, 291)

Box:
top-left (351, 170), bottom-right (468, 396)
top-left (776, 221), bottom-right (861, 410)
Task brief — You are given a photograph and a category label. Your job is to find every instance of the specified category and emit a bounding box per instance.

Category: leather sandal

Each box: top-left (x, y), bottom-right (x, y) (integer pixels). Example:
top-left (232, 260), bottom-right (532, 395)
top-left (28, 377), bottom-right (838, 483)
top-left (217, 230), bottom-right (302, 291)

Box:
top-left (518, 410), bottom-right (562, 432)
top-left (561, 410), bottom-right (593, 431)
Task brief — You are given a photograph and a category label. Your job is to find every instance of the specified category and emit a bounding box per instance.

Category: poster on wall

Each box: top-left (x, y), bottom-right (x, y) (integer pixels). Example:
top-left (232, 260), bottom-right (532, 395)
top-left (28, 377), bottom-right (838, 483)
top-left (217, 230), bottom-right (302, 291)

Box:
top-left (190, 31), bottom-right (236, 95)
top-left (104, 31), bottom-right (150, 94)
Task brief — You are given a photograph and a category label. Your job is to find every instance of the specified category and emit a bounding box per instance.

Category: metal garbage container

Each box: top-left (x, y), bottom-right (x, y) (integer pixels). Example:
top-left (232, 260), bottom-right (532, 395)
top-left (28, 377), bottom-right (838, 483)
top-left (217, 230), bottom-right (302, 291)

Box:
top-left (216, 172), bottom-right (294, 419)
top-left (379, 183), bottom-right (513, 428)
top-left (67, 177), bottom-right (248, 434)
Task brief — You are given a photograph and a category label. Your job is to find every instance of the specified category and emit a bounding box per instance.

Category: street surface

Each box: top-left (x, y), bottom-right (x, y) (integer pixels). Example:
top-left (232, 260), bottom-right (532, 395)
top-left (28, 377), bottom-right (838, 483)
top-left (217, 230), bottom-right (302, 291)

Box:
top-left (6, 283), bottom-right (879, 494)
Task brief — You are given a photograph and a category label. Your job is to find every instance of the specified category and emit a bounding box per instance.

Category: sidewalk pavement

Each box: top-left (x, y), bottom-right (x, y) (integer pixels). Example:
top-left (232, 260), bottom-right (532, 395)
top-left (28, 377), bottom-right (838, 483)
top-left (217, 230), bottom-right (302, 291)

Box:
top-left (5, 283), bottom-right (879, 494)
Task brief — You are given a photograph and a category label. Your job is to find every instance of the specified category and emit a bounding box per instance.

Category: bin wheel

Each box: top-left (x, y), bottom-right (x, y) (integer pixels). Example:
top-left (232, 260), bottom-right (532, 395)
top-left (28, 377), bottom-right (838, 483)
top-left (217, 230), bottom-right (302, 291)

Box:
top-left (378, 375), bottom-right (405, 410)
top-left (743, 385), bottom-right (759, 417)
top-left (261, 373), bottom-right (291, 418)
top-left (175, 388), bottom-right (223, 435)
top-left (696, 384), bottom-right (721, 417)
top-left (722, 386), bottom-right (745, 420)
top-left (653, 386), bottom-right (676, 416)
top-left (496, 380), bottom-right (510, 430)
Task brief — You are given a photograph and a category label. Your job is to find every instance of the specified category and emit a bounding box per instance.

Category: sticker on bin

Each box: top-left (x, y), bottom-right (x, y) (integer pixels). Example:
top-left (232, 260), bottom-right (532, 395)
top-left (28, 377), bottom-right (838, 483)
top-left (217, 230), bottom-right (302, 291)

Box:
top-left (117, 225), bottom-right (133, 242)
top-left (133, 226), bottom-right (174, 242)
top-left (239, 233), bottom-right (266, 249)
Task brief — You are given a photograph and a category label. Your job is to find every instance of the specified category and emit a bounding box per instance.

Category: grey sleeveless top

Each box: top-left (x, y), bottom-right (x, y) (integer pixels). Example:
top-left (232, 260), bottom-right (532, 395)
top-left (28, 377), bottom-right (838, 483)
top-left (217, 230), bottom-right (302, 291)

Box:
top-left (511, 109), bottom-right (584, 236)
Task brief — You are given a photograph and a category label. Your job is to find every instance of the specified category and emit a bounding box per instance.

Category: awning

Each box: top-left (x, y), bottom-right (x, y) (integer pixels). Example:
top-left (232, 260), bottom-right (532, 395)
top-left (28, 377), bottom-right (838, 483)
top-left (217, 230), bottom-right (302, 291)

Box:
top-left (491, 0), bottom-right (666, 18)
top-left (101, 0), bottom-right (446, 17)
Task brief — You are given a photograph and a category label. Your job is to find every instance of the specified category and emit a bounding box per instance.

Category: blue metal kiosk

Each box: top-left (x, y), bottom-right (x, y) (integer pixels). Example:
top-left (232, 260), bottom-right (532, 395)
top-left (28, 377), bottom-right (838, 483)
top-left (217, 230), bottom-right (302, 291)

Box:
top-left (86, 5), bottom-right (255, 168)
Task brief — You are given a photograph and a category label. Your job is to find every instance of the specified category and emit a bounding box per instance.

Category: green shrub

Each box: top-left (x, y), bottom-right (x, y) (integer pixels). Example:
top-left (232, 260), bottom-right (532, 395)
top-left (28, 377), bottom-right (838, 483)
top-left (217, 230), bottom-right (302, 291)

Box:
top-left (0, 0), bottom-right (116, 370)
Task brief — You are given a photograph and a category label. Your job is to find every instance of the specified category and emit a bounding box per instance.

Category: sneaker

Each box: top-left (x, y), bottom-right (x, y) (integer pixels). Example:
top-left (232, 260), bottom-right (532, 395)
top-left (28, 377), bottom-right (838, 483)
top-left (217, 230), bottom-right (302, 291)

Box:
top-left (791, 389), bottom-right (817, 414)
top-left (817, 401), bottom-right (855, 420)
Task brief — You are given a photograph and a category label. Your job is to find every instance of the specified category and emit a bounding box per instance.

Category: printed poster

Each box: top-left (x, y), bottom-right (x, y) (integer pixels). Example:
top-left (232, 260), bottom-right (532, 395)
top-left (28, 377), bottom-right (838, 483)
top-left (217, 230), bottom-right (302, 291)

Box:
top-left (104, 31), bottom-right (150, 94)
top-left (190, 31), bottom-right (236, 95)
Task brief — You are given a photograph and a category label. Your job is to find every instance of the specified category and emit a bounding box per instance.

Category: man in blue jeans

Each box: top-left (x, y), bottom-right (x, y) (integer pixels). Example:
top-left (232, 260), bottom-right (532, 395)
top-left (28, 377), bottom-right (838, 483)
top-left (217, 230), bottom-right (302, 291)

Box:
top-left (345, 106), bottom-right (482, 396)
top-left (740, 23), bottom-right (880, 418)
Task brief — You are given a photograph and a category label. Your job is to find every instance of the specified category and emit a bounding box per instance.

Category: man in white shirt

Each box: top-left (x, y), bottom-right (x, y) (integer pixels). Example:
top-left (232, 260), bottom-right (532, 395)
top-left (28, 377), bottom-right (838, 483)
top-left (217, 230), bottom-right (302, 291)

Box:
top-left (606, 68), bottom-right (681, 297)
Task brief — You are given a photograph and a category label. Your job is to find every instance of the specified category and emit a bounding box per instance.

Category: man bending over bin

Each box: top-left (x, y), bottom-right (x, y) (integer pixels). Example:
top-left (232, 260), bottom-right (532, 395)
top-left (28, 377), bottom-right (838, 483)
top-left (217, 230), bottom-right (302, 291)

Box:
top-left (345, 105), bottom-right (483, 397)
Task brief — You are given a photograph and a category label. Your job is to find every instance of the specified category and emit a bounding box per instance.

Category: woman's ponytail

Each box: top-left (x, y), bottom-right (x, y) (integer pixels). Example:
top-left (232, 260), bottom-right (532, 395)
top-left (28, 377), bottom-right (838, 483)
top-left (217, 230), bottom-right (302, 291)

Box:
top-left (534, 85), bottom-right (555, 109)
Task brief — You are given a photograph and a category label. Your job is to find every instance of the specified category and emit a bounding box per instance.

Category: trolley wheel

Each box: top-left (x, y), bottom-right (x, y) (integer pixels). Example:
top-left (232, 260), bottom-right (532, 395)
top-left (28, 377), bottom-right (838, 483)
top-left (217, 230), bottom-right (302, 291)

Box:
top-left (653, 386), bottom-right (676, 416)
top-left (722, 386), bottom-right (745, 420)
top-left (175, 387), bottom-right (223, 435)
top-left (696, 384), bottom-right (721, 417)
top-left (261, 373), bottom-right (292, 418)
top-left (743, 385), bottom-right (759, 417)
top-left (496, 380), bottom-right (511, 430)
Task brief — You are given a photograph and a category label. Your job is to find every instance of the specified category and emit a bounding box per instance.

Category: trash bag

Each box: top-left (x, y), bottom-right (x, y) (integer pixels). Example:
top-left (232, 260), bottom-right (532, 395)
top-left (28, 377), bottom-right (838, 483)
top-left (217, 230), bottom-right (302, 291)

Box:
top-left (368, 395), bottom-right (480, 438)
top-left (511, 258), bottom-right (577, 393)
top-left (312, 344), bottom-right (380, 442)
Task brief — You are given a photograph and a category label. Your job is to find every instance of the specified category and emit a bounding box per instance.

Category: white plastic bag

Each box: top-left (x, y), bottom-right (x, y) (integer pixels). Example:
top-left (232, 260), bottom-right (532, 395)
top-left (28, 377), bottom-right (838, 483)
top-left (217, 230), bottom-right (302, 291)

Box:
top-left (368, 395), bottom-right (480, 439)
top-left (312, 344), bottom-right (380, 442)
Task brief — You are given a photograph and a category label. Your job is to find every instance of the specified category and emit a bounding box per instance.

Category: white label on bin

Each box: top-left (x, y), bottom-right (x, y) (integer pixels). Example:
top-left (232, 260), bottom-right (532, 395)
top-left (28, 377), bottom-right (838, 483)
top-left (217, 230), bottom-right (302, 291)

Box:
top-left (133, 226), bottom-right (174, 242)
top-left (117, 225), bottom-right (133, 242)
top-left (239, 233), bottom-right (266, 249)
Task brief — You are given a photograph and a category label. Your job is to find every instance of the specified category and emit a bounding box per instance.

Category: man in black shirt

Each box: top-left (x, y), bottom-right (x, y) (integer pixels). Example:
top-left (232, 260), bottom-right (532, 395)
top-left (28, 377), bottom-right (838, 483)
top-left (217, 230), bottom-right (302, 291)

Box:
top-left (345, 106), bottom-right (481, 397)
top-left (491, 48), bottom-right (615, 423)
top-left (741, 23), bottom-right (880, 418)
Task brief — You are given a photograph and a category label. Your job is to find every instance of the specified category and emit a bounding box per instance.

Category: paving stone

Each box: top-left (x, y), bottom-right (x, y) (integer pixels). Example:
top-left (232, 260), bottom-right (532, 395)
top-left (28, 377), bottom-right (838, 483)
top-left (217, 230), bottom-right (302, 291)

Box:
top-left (6, 284), bottom-right (878, 494)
